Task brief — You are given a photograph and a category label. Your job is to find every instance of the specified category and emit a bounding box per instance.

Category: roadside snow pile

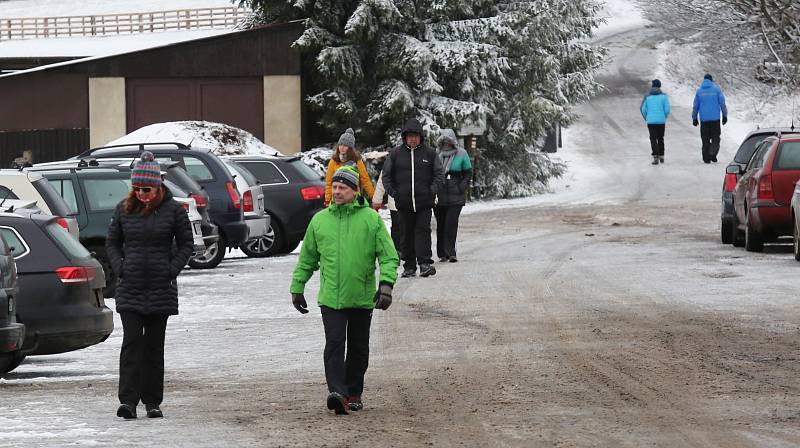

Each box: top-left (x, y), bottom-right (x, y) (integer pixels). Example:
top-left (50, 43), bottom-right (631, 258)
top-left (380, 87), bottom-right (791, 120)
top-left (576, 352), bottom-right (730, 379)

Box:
top-left (107, 121), bottom-right (280, 156)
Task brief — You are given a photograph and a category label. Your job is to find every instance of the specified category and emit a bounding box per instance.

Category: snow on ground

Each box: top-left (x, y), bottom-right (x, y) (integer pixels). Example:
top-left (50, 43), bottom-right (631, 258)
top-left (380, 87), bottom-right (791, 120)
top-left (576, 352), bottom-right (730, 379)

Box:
top-left (106, 121), bottom-right (280, 156)
top-left (592, 0), bottom-right (650, 41)
top-left (0, 0), bottom-right (238, 18)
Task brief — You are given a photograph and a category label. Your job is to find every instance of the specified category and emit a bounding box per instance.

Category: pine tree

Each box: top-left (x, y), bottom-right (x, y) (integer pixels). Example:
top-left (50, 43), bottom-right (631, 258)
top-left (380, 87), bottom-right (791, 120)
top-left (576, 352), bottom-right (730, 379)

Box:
top-left (238, 0), bottom-right (606, 197)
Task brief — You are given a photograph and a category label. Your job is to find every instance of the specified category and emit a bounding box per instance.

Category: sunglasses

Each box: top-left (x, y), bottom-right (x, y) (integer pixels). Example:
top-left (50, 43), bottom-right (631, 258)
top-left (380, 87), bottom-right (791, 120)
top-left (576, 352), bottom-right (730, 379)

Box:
top-left (132, 186), bottom-right (154, 193)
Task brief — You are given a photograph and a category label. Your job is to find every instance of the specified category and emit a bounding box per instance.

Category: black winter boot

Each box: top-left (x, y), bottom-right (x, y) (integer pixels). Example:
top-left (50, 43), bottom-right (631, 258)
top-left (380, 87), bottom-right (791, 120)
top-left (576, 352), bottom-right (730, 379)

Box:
top-left (116, 403), bottom-right (137, 419)
top-left (420, 264), bottom-right (436, 277)
top-left (327, 392), bottom-right (349, 415)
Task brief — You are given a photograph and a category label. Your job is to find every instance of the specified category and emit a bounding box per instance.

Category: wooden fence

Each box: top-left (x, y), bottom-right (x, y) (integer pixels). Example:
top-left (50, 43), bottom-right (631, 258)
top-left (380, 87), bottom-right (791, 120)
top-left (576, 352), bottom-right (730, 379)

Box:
top-left (0, 7), bottom-right (250, 40)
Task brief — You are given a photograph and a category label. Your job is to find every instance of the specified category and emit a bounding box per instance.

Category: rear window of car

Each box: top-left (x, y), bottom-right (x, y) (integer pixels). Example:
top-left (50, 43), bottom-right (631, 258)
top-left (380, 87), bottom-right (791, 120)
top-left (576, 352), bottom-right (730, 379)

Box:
top-left (83, 178), bottom-right (131, 211)
top-left (734, 134), bottom-right (772, 164)
top-left (165, 165), bottom-right (204, 194)
top-left (289, 159), bottom-right (325, 181)
top-left (0, 186), bottom-right (19, 200)
top-left (238, 161), bottom-right (287, 184)
top-left (47, 178), bottom-right (79, 214)
top-left (32, 178), bottom-right (73, 217)
top-left (45, 222), bottom-right (91, 258)
top-left (183, 156), bottom-right (214, 182)
top-left (0, 227), bottom-right (29, 259)
top-left (775, 142), bottom-right (800, 170)
top-left (226, 161), bottom-right (259, 186)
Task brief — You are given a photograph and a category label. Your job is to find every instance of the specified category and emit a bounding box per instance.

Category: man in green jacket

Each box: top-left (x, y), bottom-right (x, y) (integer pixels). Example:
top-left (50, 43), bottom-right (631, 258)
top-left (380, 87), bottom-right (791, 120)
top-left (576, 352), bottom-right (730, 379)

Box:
top-left (290, 165), bottom-right (399, 415)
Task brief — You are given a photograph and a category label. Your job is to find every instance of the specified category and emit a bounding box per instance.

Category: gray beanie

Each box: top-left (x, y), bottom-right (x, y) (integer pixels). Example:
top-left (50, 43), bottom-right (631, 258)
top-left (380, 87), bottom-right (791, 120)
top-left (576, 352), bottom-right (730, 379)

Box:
top-left (337, 128), bottom-right (355, 149)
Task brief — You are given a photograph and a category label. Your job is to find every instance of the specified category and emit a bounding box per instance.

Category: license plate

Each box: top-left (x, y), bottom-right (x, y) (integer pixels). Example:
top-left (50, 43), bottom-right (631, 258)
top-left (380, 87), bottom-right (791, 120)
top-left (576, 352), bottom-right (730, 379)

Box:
top-left (7, 297), bottom-right (12, 314)
top-left (193, 222), bottom-right (201, 235)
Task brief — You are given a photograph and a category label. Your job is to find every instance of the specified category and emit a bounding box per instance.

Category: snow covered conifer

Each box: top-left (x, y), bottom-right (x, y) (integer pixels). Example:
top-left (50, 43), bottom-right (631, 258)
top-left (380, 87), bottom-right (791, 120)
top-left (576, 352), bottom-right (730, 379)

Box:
top-left (239, 0), bottom-right (606, 197)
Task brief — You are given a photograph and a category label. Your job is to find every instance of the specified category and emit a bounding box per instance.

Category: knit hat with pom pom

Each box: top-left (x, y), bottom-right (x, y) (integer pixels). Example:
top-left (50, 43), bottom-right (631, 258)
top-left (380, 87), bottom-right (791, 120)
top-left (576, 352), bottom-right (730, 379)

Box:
top-left (131, 151), bottom-right (162, 187)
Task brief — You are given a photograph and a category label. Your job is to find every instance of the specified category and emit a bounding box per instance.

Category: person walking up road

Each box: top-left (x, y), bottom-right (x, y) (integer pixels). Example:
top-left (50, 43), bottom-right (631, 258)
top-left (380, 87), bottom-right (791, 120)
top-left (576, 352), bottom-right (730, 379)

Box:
top-left (290, 166), bottom-right (399, 415)
top-left (640, 79), bottom-right (670, 165)
top-left (433, 129), bottom-right (472, 262)
top-left (324, 128), bottom-right (375, 206)
top-left (373, 170), bottom-right (403, 257)
top-left (106, 151), bottom-right (194, 420)
top-left (692, 73), bottom-right (728, 163)
top-left (381, 118), bottom-right (444, 278)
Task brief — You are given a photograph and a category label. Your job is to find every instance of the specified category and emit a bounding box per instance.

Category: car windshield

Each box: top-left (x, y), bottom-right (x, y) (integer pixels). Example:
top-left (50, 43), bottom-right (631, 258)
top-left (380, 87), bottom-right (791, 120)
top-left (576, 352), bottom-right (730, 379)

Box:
top-left (734, 134), bottom-right (772, 164)
top-left (289, 159), bottom-right (324, 181)
top-left (32, 178), bottom-right (74, 217)
top-left (775, 142), bottom-right (800, 170)
top-left (84, 178), bottom-right (132, 211)
top-left (45, 222), bottom-right (91, 259)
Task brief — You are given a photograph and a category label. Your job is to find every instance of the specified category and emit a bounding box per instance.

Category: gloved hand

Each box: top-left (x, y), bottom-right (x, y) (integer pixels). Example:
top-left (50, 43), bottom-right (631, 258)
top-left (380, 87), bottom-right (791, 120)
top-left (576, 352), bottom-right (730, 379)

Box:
top-left (373, 282), bottom-right (393, 310)
top-left (692, 119), bottom-right (699, 127)
top-left (292, 293), bottom-right (309, 314)
top-left (722, 116), bottom-right (728, 125)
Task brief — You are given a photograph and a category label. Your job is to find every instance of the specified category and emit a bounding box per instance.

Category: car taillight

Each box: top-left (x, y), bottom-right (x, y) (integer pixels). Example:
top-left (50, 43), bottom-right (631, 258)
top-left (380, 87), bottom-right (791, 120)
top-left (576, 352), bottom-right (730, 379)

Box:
top-left (758, 174), bottom-right (775, 200)
top-left (301, 186), bottom-right (324, 201)
top-left (723, 173), bottom-right (738, 192)
top-left (243, 190), bottom-right (254, 212)
top-left (226, 181), bottom-right (241, 209)
top-left (190, 193), bottom-right (208, 209)
top-left (55, 266), bottom-right (96, 284)
top-left (56, 217), bottom-right (69, 230)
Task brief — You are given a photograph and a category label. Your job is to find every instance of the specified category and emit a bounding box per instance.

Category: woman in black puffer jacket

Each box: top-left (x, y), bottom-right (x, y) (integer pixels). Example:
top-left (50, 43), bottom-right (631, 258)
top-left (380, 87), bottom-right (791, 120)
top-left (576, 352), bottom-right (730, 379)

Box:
top-left (106, 151), bottom-right (193, 420)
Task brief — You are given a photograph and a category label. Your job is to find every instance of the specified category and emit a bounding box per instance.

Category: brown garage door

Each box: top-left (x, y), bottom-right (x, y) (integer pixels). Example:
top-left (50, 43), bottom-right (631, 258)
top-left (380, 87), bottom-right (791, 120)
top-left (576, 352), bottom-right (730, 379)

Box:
top-left (126, 78), bottom-right (264, 140)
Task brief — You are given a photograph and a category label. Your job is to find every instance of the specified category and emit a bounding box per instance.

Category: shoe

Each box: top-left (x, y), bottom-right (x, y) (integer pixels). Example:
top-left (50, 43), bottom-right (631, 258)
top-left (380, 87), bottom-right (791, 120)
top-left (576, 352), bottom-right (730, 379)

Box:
top-left (116, 403), bottom-right (137, 419)
top-left (327, 392), bottom-right (349, 415)
top-left (145, 405), bottom-right (163, 418)
top-left (438, 257), bottom-right (449, 263)
top-left (659, 156), bottom-right (664, 163)
top-left (651, 156), bottom-right (659, 165)
top-left (401, 268), bottom-right (416, 278)
top-left (348, 396), bottom-right (363, 411)
top-left (419, 264), bottom-right (436, 277)
top-left (703, 160), bottom-right (711, 164)
top-left (711, 156), bottom-right (718, 162)
top-left (449, 256), bottom-right (458, 263)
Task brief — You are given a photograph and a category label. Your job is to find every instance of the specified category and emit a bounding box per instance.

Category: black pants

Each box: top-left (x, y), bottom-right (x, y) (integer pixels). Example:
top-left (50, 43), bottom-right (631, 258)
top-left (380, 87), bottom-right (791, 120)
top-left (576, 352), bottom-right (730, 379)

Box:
top-left (119, 312), bottom-right (169, 407)
top-left (321, 306), bottom-right (372, 398)
top-left (434, 204), bottom-right (463, 259)
top-left (700, 120), bottom-right (721, 161)
top-left (398, 208), bottom-right (433, 270)
top-left (647, 124), bottom-right (665, 156)
top-left (389, 210), bottom-right (404, 256)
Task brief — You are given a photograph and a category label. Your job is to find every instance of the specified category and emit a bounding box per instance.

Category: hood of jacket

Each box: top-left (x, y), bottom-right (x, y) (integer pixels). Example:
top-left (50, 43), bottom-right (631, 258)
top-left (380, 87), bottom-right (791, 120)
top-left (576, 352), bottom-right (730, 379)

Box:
top-left (436, 128), bottom-right (459, 148)
top-left (647, 87), bottom-right (663, 96)
top-left (401, 118), bottom-right (424, 141)
top-left (328, 194), bottom-right (369, 214)
top-left (699, 79), bottom-right (716, 90)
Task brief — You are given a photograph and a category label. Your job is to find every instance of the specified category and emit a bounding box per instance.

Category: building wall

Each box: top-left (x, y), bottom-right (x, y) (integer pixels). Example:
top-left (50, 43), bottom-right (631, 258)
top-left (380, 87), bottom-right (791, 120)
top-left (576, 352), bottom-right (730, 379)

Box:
top-left (264, 75), bottom-right (301, 155)
top-left (89, 77), bottom-right (126, 147)
top-left (0, 73), bottom-right (88, 131)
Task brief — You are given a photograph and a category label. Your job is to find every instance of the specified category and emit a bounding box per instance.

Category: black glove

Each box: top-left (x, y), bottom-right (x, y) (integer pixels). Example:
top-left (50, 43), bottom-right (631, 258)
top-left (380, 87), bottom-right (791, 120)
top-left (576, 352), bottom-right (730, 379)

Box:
top-left (292, 293), bottom-right (309, 314)
top-left (373, 282), bottom-right (393, 310)
top-left (692, 119), bottom-right (699, 127)
top-left (722, 116), bottom-right (727, 125)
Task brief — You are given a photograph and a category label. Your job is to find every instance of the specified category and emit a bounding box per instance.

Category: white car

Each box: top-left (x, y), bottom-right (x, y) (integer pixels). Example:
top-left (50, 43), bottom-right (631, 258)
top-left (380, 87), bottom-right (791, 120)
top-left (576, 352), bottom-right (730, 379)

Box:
top-left (171, 193), bottom-right (206, 257)
top-left (221, 159), bottom-right (269, 242)
top-left (0, 169), bottom-right (79, 238)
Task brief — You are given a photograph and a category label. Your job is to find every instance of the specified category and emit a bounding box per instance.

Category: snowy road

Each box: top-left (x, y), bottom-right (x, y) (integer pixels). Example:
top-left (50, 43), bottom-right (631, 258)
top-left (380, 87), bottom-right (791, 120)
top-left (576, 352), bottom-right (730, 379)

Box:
top-left (4, 6), bottom-right (800, 448)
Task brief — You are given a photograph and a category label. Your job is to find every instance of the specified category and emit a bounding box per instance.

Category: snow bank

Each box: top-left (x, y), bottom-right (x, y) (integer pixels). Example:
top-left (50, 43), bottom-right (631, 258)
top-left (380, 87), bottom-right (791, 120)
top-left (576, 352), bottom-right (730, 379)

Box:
top-left (106, 121), bottom-right (280, 156)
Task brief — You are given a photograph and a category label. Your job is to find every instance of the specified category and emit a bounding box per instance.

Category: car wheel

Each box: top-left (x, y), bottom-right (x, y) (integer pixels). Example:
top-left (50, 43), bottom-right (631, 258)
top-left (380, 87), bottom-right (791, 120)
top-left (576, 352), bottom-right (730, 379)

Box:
top-left (794, 215), bottom-right (800, 261)
top-left (188, 233), bottom-right (226, 269)
top-left (721, 219), bottom-right (734, 244)
top-left (240, 215), bottom-right (284, 258)
top-left (283, 240), bottom-right (300, 254)
top-left (90, 245), bottom-right (117, 298)
top-left (744, 212), bottom-right (764, 252)
top-left (0, 351), bottom-right (25, 374)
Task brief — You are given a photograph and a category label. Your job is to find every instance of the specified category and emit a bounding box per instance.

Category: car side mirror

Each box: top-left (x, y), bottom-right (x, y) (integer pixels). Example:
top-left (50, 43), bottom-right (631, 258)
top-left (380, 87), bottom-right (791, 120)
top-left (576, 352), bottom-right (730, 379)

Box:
top-left (726, 165), bottom-right (742, 175)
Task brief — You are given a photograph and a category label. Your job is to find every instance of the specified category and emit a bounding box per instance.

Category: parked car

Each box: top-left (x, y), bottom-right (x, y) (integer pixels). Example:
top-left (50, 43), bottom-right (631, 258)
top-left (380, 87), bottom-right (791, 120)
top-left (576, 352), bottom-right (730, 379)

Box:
top-left (221, 155), bottom-right (325, 256)
top-left (220, 158), bottom-right (270, 256)
top-left (0, 169), bottom-right (79, 238)
top-left (0, 225), bottom-right (25, 374)
top-left (790, 182), bottom-right (800, 261)
top-left (721, 127), bottom-right (800, 244)
top-left (731, 133), bottom-right (800, 251)
top-left (0, 208), bottom-right (113, 366)
top-left (26, 161), bottom-right (207, 297)
top-left (72, 143), bottom-right (246, 268)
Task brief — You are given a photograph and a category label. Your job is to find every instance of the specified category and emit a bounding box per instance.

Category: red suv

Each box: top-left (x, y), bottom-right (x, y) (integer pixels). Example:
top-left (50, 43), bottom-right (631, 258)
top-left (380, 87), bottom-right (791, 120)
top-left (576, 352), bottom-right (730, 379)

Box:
top-left (731, 134), bottom-right (800, 251)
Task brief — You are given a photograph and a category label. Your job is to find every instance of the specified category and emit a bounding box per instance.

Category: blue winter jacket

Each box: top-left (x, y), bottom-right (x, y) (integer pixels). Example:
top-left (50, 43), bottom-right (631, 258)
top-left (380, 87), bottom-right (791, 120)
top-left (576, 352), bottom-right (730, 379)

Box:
top-left (640, 88), bottom-right (670, 124)
top-left (692, 79), bottom-right (728, 122)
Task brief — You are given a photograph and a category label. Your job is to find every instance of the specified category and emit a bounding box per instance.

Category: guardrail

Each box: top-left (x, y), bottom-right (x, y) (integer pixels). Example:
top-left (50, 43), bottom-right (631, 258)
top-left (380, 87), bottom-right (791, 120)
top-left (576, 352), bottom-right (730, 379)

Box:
top-left (0, 6), bottom-right (250, 40)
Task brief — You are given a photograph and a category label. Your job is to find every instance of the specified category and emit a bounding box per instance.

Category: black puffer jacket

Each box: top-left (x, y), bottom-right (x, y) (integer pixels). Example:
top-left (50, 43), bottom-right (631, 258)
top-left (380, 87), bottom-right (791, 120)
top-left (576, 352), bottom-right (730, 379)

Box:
top-left (106, 189), bottom-right (194, 315)
top-left (382, 118), bottom-right (444, 212)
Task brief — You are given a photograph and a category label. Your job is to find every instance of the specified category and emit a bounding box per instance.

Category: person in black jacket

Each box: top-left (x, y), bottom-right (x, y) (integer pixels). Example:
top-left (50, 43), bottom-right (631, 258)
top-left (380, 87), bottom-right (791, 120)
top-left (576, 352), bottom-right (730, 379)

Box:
top-left (106, 151), bottom-right (194, 420)
top-left (434, 129), bottom-right (472, 263)
top-left (382, 118), bottom-right (444, 278)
